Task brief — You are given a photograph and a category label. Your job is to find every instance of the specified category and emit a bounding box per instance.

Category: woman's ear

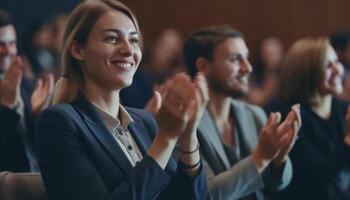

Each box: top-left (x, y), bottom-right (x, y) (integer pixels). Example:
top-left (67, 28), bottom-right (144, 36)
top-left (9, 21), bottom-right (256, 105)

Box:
top-left (195, 57), bottom-right (210, 76)
top-left (70, 41), bottom-right (84, 61)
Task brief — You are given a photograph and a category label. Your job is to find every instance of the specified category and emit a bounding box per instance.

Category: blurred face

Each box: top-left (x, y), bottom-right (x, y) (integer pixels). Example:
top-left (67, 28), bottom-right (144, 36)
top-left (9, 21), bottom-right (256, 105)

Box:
top-left (0, 25), bottom-right (17, 73)
top-left (79, 10), bottom-right (141, 90)
top-left (260, 38), bottom-right (283, 70)
top-left (206, 37), bottom-right (252, 98)
top-left (32, 24), bottom-right (53, 49)
top-left (319, 45), bottom-right (344, 96)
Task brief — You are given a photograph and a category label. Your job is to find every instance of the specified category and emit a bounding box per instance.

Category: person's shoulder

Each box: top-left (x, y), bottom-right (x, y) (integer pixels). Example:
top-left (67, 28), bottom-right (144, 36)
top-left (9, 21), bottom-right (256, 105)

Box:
top-left (333, 97), bottom-right (350, 108)
top-left (37, 103), bottom-right (77, 126)
top-left (231, 99), bottom-right (265, 116)
top-left (332, 97), bottom-right (350, 117)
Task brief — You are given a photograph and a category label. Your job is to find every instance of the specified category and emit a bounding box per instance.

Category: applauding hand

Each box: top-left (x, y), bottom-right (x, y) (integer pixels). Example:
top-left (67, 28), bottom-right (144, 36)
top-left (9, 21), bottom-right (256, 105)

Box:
top-left (31, 73), bottom-right (54, 114)
top-left (0, 57), bottom-right (24, 109)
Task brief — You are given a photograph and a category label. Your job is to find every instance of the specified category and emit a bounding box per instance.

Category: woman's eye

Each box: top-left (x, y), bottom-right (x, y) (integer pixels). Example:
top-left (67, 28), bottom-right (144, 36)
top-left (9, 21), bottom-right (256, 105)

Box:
top-left (130, 38), bottom-right (139, 44)
top-left (230, 56), bottom-right (240, 63)
top-left (105, 36), bottom-right (118, 43)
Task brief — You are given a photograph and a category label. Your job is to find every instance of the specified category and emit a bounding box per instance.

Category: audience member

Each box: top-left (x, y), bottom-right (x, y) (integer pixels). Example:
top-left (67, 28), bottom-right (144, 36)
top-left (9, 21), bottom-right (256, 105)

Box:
top-left (50, 14), bottom-right (69, 79)
top-left (330, 30), bottom-right (350, 100)
top-left (23, 19), bottom-right (57, 78)
top-left (0, 10), bottom-right (54, 172)
top-left (34, 1), bottom-right (208, 199)
top-left (183, 25), bottom-right (301, 200)
top-left (247, 36), bottom-right (284, 107)
top-left (270, 37), bottom-right (350, 200)
top-left (120, 28), bottom-right (184, 108)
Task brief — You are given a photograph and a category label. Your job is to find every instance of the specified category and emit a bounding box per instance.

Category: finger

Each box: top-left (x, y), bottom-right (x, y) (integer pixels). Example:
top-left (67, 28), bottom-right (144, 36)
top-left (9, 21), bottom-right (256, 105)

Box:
top-left (264, 112), bottom-right (275, 129)
top-left (44, 74), bottom-right (54, 94)
top-left (157, 80), bottom-right (171, 97)
top-left (5, 57), bottom-right (23, 82)
top-left (262, 112), bottom-right (278, 135)
top-left (145, 91), bottom-right (162, 114)
top-left (269, 112), bottom-right (281, 130)
top-left (35, 78), bottom-right (43, 91)
top-left (292, 120), bottom-right (299, 141)
top-left (276, 110), bottom-right (295, 134)
top-left (13, 67), bottom-right (23, 89)
top-left (276, 131), bottom-right (292, 150)
top-left (292, 104), bottom-right (302, 128)
top-left (274, 112), bottom-right (282, 126)
top-left (194, 73), bottom-right (209, 103)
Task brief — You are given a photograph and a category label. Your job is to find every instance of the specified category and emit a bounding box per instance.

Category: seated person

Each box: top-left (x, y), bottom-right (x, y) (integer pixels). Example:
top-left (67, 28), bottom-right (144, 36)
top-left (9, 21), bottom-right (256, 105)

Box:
top-left (0, 10), bottom-right (53, 172)
top-left (270, 37), bottom-right (350, 200)
top-left (34, 0), bottom-right (208, 199)
top-left (183, 25), bottom-right (301, 200)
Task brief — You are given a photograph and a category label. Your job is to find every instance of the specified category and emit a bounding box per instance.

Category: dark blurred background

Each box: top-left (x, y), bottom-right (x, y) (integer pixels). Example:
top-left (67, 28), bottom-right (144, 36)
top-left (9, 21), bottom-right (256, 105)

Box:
top-left (1, 0), bottom-right (350, 52)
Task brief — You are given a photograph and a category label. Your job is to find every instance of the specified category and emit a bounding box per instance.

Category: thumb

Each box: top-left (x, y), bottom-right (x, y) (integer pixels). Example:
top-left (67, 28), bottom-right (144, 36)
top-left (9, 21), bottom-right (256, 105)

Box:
top-left (145, 91), bottom-right (162, 115)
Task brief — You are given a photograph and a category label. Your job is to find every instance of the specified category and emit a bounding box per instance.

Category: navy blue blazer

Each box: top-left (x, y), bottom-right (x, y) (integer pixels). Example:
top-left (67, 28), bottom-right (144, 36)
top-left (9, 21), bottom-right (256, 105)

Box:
top-left (34, 94), bottom-right (207, 200)
top-left (0, 78), bottom-right (35, 172)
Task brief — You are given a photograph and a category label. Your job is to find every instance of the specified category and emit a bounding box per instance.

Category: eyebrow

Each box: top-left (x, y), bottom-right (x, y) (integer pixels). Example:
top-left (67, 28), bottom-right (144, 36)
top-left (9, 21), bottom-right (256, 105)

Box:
top-left (230, 52), bottom-right (249, 58)
top-left (101, 28), bottom-right (138, 36)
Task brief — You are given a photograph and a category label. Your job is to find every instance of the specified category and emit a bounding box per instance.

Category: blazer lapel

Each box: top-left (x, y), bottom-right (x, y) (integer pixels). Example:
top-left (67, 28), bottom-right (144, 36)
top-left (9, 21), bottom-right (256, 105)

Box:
top-left (230, 100), bottom-right (258, 155)
top-left (198, 109), bottom-right (231, 170)
top-left (72, 95), bottom-right (132, 175)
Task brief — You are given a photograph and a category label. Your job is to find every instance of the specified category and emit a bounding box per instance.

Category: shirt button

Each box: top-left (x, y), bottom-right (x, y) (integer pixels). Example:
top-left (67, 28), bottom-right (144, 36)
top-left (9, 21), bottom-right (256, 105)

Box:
top-left (128, 145), bottom-right (133, 150)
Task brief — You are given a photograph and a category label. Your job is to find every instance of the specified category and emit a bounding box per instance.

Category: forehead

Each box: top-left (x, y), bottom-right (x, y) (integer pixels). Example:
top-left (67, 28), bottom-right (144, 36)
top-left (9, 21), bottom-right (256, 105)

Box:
top-left (0, 25), bottom-right (16, 41)
top-left (214, 37), bottom-right (248, 56)
top-left (91, 10), bottom-right (137, 34)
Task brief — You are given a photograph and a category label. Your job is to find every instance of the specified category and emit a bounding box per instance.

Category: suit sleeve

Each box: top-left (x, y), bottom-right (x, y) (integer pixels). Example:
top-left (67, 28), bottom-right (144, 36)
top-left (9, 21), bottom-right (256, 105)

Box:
top-left (137, 110), bottom-right (208, 200)
top-left (35, 106), bottom-right (174, 200)
top-left (205, 156), bottom-right (264, 200)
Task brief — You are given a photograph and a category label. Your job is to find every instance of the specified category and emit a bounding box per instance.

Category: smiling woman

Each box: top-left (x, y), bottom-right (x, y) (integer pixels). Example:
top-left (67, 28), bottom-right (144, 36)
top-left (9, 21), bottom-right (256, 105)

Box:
top-left (34, 0), bottom-right (208, 200)
top-left (270, 38), bottom-right (350, 200)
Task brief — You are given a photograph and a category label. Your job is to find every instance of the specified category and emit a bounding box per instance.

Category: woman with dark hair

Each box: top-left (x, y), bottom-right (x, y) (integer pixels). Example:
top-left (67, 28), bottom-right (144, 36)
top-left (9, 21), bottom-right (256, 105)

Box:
top-left (34, 0), bottom-right (208, 199)
top-left (270, 37), bottom-right (350, 200)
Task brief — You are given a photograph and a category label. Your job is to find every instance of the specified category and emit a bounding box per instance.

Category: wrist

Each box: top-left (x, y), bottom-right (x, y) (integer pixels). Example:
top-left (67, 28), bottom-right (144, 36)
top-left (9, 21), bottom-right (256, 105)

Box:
top-left (179, 134), bottom-right (198, 150)
top-left (251, 150), bottom-right (271, 173)
top-left (157, 130), bottom-right (179, 147)
top-left (0, 99), bottom-right (18, 109)
top-left (272, 156), bottom-right (287, 168)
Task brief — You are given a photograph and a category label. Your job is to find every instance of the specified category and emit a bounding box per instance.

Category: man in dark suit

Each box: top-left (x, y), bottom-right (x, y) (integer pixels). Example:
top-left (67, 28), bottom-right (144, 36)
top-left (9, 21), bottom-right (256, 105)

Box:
top-left (0, 10), bottom-right (53, 172)
top-left (183, 25), bottom-right (301, 200)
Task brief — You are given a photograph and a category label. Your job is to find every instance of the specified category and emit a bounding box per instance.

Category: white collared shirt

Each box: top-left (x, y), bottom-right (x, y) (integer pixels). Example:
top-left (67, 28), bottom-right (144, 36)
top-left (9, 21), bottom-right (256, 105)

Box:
top-left (92, 103), bottom-right (143, 167)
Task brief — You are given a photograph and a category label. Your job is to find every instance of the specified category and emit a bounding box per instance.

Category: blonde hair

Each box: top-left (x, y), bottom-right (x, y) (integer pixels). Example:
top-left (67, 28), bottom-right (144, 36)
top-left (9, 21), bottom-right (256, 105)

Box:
top-left (280, 37), bottom-right (329, 106)
top-left (52, 0), bottom-right (141, 104)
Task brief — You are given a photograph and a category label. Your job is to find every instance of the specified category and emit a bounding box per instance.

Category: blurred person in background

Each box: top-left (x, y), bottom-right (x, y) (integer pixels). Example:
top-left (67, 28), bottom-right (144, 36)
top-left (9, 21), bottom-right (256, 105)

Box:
top-left (330, 30), bottom-right (350, 101)
top-left (120, 28), bottom-right (185, 109)
top-left (246, 36), bottom-right (284, 108)
top-left (269, 37), bottom-right (350, 200)
top-left (50, 14), bottom-right (69, 79)
top-left (0, 10), bottom-right (54, 172)
top-left (23, 19), bottom-right (57, 78)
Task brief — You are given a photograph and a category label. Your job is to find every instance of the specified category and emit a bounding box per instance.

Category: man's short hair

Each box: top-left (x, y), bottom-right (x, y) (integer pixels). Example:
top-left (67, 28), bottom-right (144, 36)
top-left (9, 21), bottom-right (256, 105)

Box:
top-left (183, 25), bottom-right (243, 77)
top-left (0, 10), bottom-right (13, 28)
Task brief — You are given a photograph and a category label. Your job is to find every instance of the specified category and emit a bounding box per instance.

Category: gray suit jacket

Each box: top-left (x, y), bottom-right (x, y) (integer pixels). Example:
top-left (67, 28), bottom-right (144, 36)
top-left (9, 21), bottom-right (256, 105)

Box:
top-left (198, 99), bottom-right (292, 200)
